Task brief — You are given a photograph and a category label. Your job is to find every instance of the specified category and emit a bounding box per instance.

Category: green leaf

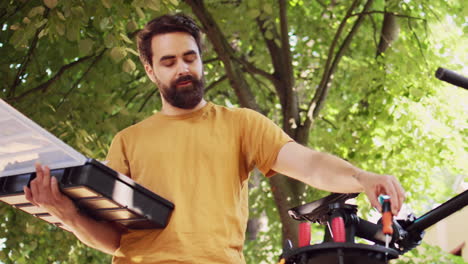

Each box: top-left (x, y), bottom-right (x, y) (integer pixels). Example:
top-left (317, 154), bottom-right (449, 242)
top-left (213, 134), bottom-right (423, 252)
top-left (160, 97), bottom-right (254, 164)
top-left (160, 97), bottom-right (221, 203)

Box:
top-left (55, 10), bottom-right (66, 21)
top-left (126, 20), bottom-right (138, 32)
top-left (43, 0), bottom-right (58, 9)
top-left (71, 6), bottom-right (85, 18)
top-left (168, 0), bottom-right (179, 6)
top-left (28, 6), bottom-right (46, 18)
top-left (9, 25), bottom-right (35, 49)
top-left (38, 27), bottom-right (49, 38)
top-left (120, 33), bottom-right (133, 44)
top-left (104, 33), bottom-right (116, 48)
top-left (146, 0), bottom-right (160, 11)
top-left (78, 39), bottom-right (94, 56)
top-left (101, 0), bottom-right (112, 9)
top-left (34, 18), bottom-right (48, 29)
top-left (66, 22), bottom-right (80, 41)
top-left (55, 22), bottom-right (65, 36)
top-left (125, 47), bottom-right (139, 57)
top-left (247, 9), bottom-right (261, 19)
top-left (9, 23), bottom-right (21, 31)
top-left (263, 3), bottom-right (273, 15)
top-left (122, 58), bottom-right (136, 73)
top-left (110, 47), bottom-right (127, 63)
top-left (22, 17), bottom-right (31, 24)
top-left (99, 17), bottom-right (111, 31)
top-left (135, 7), bottom-right (145, 20)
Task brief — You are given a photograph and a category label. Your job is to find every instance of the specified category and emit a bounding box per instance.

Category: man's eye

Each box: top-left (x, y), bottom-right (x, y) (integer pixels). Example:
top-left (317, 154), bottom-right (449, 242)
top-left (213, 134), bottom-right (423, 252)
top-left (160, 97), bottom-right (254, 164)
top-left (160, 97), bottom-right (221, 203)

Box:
top-left (162, 60), bottom-right (175, 67)
top-left (184, 54), bottom-right (197, 62)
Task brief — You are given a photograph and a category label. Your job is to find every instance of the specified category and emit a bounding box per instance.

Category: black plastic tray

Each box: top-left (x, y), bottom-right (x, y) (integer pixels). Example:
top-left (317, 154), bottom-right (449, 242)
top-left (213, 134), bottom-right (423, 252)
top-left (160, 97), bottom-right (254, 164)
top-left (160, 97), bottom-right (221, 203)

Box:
top-left (0, 159), bottom-right (174, 231)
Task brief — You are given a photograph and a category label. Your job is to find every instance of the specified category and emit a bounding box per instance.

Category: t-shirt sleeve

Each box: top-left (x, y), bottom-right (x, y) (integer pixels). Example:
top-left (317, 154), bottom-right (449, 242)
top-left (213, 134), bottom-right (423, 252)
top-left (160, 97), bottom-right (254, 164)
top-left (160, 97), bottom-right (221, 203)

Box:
top-left (105, 132), bottom-right (131, 178)
top-left (240, 109), bottom-right (293, 177)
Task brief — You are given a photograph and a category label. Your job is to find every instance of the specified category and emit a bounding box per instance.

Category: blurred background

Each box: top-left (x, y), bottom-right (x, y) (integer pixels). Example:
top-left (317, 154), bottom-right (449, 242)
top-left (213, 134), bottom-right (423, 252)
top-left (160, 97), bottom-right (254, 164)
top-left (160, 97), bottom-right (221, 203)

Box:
top-left (0, 0), bottom-right (467, 263)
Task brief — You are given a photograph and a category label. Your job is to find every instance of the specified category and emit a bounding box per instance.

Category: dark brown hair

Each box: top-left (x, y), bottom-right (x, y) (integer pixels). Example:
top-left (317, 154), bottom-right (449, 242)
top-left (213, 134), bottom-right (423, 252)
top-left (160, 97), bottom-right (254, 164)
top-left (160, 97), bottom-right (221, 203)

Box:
top-left (137, 13), bottom-right (202, 66)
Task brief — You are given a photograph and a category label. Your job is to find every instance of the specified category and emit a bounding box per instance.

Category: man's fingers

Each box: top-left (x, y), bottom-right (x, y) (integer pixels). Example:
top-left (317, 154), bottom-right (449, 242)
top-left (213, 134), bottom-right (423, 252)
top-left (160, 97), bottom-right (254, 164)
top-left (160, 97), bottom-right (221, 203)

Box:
top-left (23, 186), bottom-right (39, 207)
top-left (31, 163), bottom-right (43, 196)
top-left (30, 175), bottom-right (40, 199)
top-left (34, 163), bottom-right (43, 181)
top-left (50, 177), bottom-right (63, 200)
top-left (384, 176), bottom-right (400, 215)
top-left (367, 191), bottom-right (381, 212)
top-left (24, 185), bottom-right (32, 201)
top-left (42, 165), bottom-right (51, 189)
top-left (388, 176), bottom-right (406, 214)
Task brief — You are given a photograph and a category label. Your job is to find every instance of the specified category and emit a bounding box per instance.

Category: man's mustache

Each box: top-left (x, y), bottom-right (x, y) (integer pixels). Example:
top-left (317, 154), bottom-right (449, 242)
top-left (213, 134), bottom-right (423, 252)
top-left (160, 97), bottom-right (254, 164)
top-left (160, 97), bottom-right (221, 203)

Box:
top-left (174, 75), bottom-right (195, 85)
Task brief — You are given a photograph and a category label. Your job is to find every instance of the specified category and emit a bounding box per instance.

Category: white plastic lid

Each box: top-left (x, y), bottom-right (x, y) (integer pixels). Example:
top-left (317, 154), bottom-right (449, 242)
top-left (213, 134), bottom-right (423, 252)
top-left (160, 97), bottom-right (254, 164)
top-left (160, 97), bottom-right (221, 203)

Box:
top-left (0, 99), bottom-right (87, 177)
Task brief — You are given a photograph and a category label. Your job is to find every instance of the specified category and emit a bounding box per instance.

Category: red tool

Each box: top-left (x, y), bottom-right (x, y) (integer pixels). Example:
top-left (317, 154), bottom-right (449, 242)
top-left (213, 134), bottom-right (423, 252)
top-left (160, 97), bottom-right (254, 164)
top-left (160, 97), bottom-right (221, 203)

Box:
top-left (380, 195), bottom-right (393, 249)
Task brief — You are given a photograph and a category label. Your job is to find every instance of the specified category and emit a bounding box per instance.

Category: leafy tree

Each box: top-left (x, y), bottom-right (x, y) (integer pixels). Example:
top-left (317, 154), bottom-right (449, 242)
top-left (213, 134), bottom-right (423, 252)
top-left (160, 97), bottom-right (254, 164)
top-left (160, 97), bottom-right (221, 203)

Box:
top-left (0, 0), bottom-right (466, 263)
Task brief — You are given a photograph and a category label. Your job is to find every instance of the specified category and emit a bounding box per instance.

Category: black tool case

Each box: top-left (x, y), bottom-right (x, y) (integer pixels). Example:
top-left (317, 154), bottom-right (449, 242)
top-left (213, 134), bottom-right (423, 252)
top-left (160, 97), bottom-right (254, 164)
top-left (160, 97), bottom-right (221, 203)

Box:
top-left (0, 159), bottom-right (174, 231)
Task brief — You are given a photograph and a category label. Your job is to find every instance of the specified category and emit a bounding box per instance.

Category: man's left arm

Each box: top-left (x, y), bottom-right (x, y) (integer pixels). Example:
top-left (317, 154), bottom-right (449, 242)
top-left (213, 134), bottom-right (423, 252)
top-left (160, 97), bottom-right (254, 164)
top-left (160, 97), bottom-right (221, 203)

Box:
top-left (271, 142), bottom-right (405, 215)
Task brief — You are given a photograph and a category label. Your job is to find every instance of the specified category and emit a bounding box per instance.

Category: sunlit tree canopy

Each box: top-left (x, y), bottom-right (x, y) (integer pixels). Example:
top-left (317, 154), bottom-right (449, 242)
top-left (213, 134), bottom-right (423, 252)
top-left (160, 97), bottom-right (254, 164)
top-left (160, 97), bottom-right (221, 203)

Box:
top-left (0, 0), bottom-right (467, 263)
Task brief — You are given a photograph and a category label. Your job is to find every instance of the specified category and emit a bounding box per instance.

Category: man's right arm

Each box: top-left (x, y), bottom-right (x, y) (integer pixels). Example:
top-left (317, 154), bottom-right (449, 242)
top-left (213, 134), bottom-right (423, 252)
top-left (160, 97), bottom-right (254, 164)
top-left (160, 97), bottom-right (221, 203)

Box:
top-left (24, 163), bottom-right (124, 255)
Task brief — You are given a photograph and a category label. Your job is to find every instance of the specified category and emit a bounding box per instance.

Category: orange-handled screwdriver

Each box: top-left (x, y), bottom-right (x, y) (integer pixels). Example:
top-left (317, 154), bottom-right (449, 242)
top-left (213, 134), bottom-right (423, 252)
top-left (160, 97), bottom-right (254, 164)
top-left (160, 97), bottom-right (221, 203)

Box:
top-left (379, 195), bottom-right (393, 249)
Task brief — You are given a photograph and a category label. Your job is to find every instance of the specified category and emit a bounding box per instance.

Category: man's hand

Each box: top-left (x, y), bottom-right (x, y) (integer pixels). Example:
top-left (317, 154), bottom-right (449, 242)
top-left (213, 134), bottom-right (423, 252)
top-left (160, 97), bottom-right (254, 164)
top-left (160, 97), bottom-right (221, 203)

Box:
top-left (23, 163), bottom-right (123, 254)
top-left (24, 163), bottom-right (78, 222)
top-left (353, 170), bottom-right (405, 215)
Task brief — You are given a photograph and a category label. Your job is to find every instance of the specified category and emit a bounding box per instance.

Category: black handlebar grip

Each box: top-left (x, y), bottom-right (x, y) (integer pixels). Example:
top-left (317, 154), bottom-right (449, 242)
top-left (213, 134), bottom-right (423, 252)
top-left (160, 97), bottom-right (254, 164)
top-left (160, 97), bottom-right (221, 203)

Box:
top-left (435, 67), bottom-right (468, 89)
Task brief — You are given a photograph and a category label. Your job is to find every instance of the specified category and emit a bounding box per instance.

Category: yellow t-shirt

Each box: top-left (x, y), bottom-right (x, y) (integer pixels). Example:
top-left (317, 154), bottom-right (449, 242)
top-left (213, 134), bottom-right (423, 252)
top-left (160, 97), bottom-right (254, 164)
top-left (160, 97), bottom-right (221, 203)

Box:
top-left (106, 102), bottom-right (292, 263)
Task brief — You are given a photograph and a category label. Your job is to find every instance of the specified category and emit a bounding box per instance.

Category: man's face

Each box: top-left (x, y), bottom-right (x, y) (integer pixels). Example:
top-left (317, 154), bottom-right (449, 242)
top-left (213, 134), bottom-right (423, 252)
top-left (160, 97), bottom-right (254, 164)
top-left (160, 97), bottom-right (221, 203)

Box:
top-left (144, 32), bottom-right (204, 109)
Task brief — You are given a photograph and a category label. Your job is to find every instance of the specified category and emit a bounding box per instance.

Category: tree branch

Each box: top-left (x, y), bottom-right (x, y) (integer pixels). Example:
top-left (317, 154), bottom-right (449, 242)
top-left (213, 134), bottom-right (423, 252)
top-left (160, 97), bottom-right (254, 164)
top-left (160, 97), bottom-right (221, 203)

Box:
top-left (350, 10), bottom-right (424, 20)
top-left (124, 74), bottom-right (150, 108)
top-left (407, 18), bottom-right (428, 67)
top-left (310, 0), bottom-right (359, 110)
top-left (255, 16), bottom-right (283, 90)
top-left (278, 0), bottom-right (298, 128)
top-left (56, 50), bottom-right (106, 110)
top-left (8, 9), bottom-right (50, 98)
top-left (279, 0), bottom-right (293, 81)
top-left (203, 57), bottom-right (219, 64)
top-left (0, 1), bottom-right (30, 24)
top-left (369, 13), bottom-right (379, 50)
top-left (205, 75), bottom-right (227, 94)
top-left (321, 116), bottom-right (338, 129)
top-left (255, 12), bottom-right (292, 117)
top-left (185, 0), bottom-right (262, 112)
top-left (247, 71), bottom-right (272, 94)
top-left (233, 56), bottom-right (275, 82)
top-left (315, 0), bottom-right (327, 8)
top-left (9, 54), bottom-right (97, 102)
top-left (138, 89), bottom-right (158, 112)
top-left (307, 0), bottom-right (374, 121)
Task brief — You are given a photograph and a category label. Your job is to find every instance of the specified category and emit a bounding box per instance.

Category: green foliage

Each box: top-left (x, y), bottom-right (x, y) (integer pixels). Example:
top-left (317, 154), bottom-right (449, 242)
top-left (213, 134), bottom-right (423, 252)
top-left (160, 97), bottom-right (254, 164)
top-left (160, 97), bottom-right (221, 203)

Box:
top-left (0, 204), bottom-right (110, 263)
top-left (1, 0), bottom-right (467, 263)
top-left (395, 243), bottom-right (467, 264)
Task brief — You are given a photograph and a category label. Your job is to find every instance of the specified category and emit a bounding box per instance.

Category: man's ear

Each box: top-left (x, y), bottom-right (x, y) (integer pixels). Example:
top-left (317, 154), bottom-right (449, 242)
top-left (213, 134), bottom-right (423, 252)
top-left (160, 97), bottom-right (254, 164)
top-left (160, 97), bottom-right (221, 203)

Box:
top-left (144, 63), bottom-right (156, 83)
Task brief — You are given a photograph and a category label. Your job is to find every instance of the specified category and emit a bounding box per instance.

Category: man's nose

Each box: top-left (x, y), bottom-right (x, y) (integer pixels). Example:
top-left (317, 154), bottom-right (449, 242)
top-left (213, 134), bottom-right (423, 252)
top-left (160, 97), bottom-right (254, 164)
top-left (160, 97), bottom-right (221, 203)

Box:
top-left (176, 61), bottom-right (190, 76)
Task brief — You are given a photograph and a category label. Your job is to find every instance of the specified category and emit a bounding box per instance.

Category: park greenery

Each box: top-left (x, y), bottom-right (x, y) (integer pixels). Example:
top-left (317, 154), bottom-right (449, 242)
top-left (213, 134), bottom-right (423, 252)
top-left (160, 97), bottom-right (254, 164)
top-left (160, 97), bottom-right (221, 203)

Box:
top-left (0, 0), bottom-right (467, 263)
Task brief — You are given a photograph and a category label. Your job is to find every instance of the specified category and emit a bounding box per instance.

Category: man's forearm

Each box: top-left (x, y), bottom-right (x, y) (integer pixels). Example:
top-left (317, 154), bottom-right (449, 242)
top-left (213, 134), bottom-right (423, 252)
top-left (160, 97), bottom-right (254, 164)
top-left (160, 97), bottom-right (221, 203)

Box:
top-left (273, 142), bottom-right (364, 193)
top-left (273, 142), bottom-right (405, 214)
top-left (61, 210), bottom-right (123, 255)
top-left (305, 150), bottom-right (365, 193)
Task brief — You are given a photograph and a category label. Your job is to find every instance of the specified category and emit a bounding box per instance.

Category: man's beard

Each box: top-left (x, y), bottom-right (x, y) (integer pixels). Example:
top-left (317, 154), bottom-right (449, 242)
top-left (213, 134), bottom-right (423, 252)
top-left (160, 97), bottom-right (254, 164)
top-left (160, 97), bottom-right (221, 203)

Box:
top-left (158, 75), bottom-right (204, 109)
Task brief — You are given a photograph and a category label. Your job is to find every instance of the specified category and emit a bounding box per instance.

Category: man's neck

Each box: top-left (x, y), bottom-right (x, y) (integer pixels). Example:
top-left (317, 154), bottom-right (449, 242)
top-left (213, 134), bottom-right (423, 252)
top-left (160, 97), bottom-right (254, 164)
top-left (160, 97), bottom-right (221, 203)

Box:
top-left (160, 99), bottom-right (207, 116)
